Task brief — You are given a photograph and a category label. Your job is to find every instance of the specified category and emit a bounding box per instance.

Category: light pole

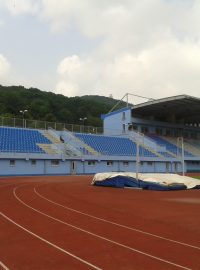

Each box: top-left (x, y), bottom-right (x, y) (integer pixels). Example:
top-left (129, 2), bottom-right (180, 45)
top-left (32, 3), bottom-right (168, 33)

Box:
top-left (20, 110), bottom-right (28, 128)
top-left (79, 117), bottom-right (87, 132)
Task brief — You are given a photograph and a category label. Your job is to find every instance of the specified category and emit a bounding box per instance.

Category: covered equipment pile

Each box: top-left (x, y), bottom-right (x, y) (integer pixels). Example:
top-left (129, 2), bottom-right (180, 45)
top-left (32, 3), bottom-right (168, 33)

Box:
top-left (92, 173), bottom-right (200, 191)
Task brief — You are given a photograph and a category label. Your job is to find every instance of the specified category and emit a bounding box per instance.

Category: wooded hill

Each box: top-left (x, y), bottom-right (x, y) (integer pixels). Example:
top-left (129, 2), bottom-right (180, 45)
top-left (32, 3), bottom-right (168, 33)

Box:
top-left (0, 85), bottom-right (128, 127)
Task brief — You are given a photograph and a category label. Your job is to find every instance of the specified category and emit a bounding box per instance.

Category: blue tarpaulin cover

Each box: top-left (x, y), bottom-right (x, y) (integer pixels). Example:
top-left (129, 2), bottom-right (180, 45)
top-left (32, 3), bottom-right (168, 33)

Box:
top-left (92, 173), bottom-right (200, 191)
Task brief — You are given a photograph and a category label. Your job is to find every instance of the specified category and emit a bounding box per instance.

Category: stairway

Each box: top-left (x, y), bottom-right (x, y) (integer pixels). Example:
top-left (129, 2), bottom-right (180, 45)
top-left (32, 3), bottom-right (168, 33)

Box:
top-left (37, 143), bottom-right (60, 154)
top-left (43, 131), bottom-right (61, 143)
top-left (63, 130), bottom-right (99, 156)
top-left (129, 136), bottom-right (164, 158)
top-left (183, 140), bottom-right (200, 156)
top-left (143, 145), bottom-right (164, 158)
top-left (162, 136), bottom-right (195, 157)
top-left (74, 136), bottom-right (99, 156)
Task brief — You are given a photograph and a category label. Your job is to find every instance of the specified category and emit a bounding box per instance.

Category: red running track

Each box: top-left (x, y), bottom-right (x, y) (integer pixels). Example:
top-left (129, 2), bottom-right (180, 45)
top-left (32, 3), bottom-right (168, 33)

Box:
top-left (0, 175), bottom-right (200, 270)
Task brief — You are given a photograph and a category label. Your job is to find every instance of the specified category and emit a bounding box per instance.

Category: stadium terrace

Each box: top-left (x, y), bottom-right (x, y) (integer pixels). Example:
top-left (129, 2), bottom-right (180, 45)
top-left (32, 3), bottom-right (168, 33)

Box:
top-left (1, 94), bottom-right (200, 176)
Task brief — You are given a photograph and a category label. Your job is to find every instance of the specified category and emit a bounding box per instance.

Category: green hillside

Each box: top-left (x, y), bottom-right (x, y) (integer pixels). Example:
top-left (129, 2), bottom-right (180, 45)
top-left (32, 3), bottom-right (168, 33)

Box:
top-left (0, 85), bottom-right (128, 127)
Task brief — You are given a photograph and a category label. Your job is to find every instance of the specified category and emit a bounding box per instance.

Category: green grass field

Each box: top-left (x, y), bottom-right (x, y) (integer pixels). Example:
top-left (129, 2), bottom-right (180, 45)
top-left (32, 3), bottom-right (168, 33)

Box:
top-left (191, 176), bottom-right (200, 180)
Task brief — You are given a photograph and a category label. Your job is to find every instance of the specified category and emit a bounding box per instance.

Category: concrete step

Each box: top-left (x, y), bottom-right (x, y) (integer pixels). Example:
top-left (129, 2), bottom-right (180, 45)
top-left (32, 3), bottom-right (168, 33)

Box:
top-left (37, 143), bottom-right (60, 154)
top-left (43, 131), bottom-right (61, 143)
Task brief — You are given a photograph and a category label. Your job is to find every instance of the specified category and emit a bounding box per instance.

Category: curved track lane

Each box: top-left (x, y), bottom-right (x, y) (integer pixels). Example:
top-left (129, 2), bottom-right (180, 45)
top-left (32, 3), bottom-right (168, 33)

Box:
top-left (1, 176), bottom-right (200, 270)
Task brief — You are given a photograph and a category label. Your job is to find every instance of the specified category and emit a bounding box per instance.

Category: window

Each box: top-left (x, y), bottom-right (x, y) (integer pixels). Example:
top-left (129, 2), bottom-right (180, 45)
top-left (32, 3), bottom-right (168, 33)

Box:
top-left (156, 128), bottom-right (162, 135)
top-left (166, 162), bottom-right (170, 173)
top-left (10, 160), bottom-right (15, 167)
top-left (128, 124), bottom-right (133, 131)
top-left (191, 161), bottom-right (200, 165)
top-left (191, 133), bottom-right (197, 139)
top-left (174, 130), bottom-right (179, 137)
top-left (106, 161), bottom-right (113, 166)
top-left (147, 162), bottom-right (153, 166)
top-left (122, 124), bottom-right (126, 133)
top-left (128, 124), bottom-right (138, 130)
top-left (123, 161), bottom-right (129, 167)
top-left (31, 160), bottom-right (36, 166)
top-left (166, 129), bottom-right (171, 136)
top-left (88, 161), bottom-right (96, 166)
top-left (141, 126), bottom-right (149, 134)
top-left (122, 112), bottom-right (126, 120)
top-left (51, 160), bottom-right (59, 166)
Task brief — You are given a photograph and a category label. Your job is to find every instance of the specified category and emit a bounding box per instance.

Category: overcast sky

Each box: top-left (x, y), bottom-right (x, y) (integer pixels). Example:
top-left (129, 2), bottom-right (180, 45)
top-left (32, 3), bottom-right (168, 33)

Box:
top-left (0, 0), bottom-right (200, 103)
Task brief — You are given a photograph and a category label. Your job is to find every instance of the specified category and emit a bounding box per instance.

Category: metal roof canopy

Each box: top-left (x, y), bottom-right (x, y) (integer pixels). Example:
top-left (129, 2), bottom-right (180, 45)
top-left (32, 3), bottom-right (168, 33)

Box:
top-left (132, 95), bottom-right (200, 124)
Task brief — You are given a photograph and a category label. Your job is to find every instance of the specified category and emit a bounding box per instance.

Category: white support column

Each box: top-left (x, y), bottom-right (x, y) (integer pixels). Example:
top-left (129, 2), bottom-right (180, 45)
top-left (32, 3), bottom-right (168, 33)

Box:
top-left (177, 137), bottom-right (185, 176)
top-left (136, 141), bottom-right (140, 181)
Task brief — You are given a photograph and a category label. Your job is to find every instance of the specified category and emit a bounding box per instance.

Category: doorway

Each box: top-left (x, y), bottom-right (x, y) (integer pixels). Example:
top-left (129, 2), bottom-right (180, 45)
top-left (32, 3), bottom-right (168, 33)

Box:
top-left (71, 161), bottom-right (77, 175)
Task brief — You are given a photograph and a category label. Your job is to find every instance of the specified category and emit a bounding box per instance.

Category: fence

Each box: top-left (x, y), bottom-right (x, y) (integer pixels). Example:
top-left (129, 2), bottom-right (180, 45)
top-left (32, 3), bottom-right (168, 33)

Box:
top-left (0, 116), bottom-right (104, 134)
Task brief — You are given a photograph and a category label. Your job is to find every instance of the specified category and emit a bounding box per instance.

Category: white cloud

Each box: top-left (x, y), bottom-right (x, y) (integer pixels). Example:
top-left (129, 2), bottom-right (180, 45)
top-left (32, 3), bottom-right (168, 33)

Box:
top-left (40, 0), bottom-right (77, 32)
top-left (102, 39), bottom-right (200, 99)
top-left (56, 54), bottom-right (93, 96)
top-left (41, 0), bottom-right (200, 99)
top-left (40, 0), bottom-right (200, 40)
top-left (0, 19), bottom-right (4, 27)
top-left (56, 37), bottom-right (200, 100)
top-left (56, 55), bottom-right (83, 95)
top-left (0, 54), bottom-right (10, 79)
top-left (55, 80), bottom-right (79, 96)
top-left (57, 55), bottom-right (83, 76)
top-left (2, 0), bottom-right (200, 100)
top-left (0, 0), bottom-right (39, 16)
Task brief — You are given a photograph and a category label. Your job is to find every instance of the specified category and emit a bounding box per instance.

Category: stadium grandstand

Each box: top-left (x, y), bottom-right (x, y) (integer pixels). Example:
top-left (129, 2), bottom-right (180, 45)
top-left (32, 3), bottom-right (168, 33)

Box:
top-left (0, 94), bottom-right (200, 176)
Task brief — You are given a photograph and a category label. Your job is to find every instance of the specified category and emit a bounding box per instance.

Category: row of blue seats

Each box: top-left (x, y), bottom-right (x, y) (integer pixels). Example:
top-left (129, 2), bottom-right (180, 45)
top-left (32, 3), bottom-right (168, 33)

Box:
top-left (0, 128), bottom-right (50, 143)
top-left (75, 133), bottom-right (156, 157)
top-left (0, 127), bottom-right (51, 153)
top-left (148, 134), bottom-right (194, 157)
top-left (0, 149), bottom-right (43, 153)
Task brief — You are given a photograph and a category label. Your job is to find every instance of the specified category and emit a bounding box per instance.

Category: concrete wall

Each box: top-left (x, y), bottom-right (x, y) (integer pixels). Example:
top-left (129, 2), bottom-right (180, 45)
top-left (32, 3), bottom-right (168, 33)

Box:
top-left (0, 159), bottom-right (45, 175)
top-left (44, 160), bottom-right (71, 175)
top-left (103, 107), bottom-right (132, 135)
top-left (185, 161), bottom-right (200, 172)
top-left (0, 158), bottom-right (185, 176)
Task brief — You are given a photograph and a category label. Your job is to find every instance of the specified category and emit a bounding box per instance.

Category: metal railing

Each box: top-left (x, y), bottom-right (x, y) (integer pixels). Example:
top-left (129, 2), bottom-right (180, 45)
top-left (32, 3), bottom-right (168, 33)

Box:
top-left (0, 116), bottom-right (104, 134)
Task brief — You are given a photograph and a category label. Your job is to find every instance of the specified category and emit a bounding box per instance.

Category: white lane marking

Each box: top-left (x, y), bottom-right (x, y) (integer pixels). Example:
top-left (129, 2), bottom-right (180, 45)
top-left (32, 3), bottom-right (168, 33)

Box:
top-left (14, 186), bottom-right (191, 270)
top-left (0, 212), bottom-right (101, 270)
top-left (34, 187), bottom-right (200, 251)
top-left (0, 261), bottom-right (10, 270)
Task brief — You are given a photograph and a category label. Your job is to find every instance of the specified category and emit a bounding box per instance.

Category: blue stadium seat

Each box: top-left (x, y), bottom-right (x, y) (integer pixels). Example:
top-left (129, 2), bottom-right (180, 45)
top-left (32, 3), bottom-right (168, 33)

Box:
top-left (0, 127), bottom-right (51, 153)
